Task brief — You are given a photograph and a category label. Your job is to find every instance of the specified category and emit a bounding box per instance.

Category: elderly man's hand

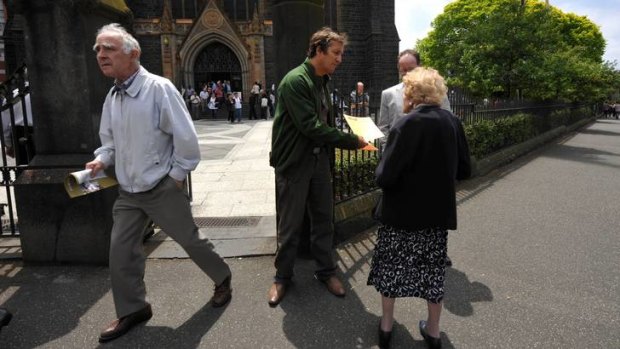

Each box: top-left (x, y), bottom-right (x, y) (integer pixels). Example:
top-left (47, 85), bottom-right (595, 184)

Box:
top-left (85, 160), bottom-right (106, 177)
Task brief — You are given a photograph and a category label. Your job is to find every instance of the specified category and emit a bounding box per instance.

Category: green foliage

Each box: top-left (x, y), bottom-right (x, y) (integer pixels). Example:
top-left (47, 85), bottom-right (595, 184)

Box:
top-left (464, 113), bottom-right (536, 158)
top-left (333, 150), bottom-right (379, 201)
top-left (417, 0), bottom-right (611, 102)
top-left (465, 106), bottom-right (594, 159)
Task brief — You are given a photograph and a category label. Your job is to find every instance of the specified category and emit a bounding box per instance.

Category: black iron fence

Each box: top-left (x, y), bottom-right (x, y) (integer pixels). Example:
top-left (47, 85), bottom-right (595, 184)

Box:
top-left (330, 89), bottom-right (380, 203)
top-left (0, 64), bottom-right (35, 236)
top-left (330, 84), bottom-right (598, 204)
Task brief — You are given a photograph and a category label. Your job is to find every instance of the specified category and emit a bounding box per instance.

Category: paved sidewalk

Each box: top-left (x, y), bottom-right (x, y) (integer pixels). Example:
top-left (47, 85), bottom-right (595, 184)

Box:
top-left (0, 119), bottom-right (278, 259)
top-left (0, 119), bottom-right (618, 348)
top-left (147, 119), bottom-right (277, 258)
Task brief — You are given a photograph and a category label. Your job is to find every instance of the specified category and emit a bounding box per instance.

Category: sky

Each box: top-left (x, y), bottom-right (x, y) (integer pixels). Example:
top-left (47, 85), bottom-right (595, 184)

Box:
top-left (395, 0), bottom-right (620, 64)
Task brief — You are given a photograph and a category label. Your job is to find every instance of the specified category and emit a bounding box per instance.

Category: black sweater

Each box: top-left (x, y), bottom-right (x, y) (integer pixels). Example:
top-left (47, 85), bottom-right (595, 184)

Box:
top-left (375, 105), bottom-right (471, 230)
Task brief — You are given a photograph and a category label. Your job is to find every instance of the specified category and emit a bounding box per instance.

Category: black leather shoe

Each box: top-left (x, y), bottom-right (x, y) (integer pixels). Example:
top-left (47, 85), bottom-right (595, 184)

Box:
top-left (99, 304), bottom-right (153, 343)
top-left (378, 321), bottom-right (392, 349)
top-left (268, 282), bottom-right (287, 307)
top-left (0, 308), bottom-right (12, 329)
top-left (211, 275), bottom-right (232, 308)
top-left (419, 320), bottom-right (441, 349)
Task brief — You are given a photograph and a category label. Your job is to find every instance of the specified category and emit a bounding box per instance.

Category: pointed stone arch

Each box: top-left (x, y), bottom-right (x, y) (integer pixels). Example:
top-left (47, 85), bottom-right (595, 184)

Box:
top-left (178, 1), bottom-right (250, 96)
top-left (180, 32), bottom-right (249, 93)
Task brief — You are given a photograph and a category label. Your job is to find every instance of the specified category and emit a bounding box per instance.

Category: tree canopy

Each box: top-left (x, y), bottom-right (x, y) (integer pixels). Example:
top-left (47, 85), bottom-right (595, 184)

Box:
top-left (417, 0), bottom-right (618, 102)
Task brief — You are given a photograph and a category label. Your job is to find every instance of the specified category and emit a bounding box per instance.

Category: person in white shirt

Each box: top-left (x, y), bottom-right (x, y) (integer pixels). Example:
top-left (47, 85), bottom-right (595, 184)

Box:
top-left (86, 23), bottom-right (232, 343)
top-left (199, 86), bottom-right (209, 112)
top-left (377, 49), bottom-right (452, 151)
top-left (233, 92), bottom-right (242, 123)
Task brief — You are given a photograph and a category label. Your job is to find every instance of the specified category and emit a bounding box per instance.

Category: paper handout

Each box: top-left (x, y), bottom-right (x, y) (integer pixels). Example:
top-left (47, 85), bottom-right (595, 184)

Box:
top-left (64, 169), bottom-right (118, 198)
top-left (343, 114), bottom-right (384, 151)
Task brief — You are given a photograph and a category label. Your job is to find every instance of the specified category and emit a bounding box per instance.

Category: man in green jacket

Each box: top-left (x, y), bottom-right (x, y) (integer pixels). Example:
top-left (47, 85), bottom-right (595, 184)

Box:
top-left (268, 27), bottom-right (367, 306)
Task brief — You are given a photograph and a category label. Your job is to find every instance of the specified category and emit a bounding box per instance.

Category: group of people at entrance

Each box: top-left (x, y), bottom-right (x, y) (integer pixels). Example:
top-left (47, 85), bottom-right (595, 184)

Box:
top-left (183, 81), bottom-right (242, 122)
top-left (249, 81), bottom-right (276, 120)
top-left (60, 23), bottom-right (470, 349)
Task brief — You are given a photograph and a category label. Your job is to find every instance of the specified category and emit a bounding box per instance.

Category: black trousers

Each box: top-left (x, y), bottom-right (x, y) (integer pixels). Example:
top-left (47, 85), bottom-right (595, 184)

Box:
top-left (249, 95), bottom-right (258, 119)
top-left (274, 150), bottom-right (336, 282)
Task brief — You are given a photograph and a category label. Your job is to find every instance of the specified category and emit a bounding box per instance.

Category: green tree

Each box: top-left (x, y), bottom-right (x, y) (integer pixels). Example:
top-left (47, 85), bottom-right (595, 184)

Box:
top-left (417, 0), bottom-right (608, 102)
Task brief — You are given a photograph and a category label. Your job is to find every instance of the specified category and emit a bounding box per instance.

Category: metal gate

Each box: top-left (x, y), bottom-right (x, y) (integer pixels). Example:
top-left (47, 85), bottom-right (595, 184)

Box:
top-left (193, 42), bottom-right (242, 91)
top-left (0, 64), bottom-right (34, 237)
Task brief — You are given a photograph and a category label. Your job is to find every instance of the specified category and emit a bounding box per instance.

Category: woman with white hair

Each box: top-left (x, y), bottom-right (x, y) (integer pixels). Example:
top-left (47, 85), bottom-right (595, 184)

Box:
top-left (367, 67), bottom-right (471, 349)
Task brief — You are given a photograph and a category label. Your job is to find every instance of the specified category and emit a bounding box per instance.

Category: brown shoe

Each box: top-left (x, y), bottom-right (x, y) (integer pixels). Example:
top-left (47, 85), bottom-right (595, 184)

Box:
top-left (211, 275), bottom-right (232, 308)
top-left (268, 282), bottom-right (287, 307)
top-left (321, 276), bottom-right (346, 297)
top-left (99, 303), bottom-right (152, 343)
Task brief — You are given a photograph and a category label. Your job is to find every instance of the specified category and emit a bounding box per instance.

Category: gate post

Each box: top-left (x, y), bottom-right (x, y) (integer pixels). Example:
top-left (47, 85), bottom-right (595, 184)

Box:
top-left (12, 0), bottom-right (132, 264)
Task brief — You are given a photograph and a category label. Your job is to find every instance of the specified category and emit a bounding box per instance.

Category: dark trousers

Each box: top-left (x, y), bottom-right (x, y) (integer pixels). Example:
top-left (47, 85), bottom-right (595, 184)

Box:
top-left (110, 177), bottom-right (231, 318)
top-left (274, 150), bottom-right (336, 283)
top-left (249, 95), bottom-right (258, 119)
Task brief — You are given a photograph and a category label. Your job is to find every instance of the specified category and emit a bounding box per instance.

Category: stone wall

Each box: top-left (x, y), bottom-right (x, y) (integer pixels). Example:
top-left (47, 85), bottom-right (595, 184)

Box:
top-left (331, 0), bottom-right (399, 108)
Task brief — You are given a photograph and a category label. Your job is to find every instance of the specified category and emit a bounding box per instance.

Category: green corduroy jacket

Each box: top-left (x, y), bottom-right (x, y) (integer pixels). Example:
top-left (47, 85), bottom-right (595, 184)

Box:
top-left (270, 59), bottom-right (359, 176)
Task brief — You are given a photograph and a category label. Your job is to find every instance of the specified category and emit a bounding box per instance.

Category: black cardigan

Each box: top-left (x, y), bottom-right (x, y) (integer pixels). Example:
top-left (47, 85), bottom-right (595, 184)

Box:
top-left (374, 105), bottom-right (471, 230)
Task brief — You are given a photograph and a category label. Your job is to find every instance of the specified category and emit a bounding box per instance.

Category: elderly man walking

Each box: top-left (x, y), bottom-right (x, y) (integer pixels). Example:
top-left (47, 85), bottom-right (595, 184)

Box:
top-left (86, 23), bottom-right (232, 343)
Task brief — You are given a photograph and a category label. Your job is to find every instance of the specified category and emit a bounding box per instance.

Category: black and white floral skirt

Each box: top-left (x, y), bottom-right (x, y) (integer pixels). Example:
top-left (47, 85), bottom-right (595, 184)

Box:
top-left (367, 225), bottom-right (448, 303)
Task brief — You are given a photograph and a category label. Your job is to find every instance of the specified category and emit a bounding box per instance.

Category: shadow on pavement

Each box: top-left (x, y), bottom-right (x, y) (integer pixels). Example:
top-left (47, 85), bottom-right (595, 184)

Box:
top-left (444, 268), bottom-right (493, 317)
top-left (541, 144), bottom-right (620, 169)
top-left (94, 303), bottom-right (225, 349)
top-left (279, 258), bottom-right (417, 349)
top-left (276, 231), bottom-right (460, 349)
top-left (0, 263), bottom-right (109, 348)
top-left (578, 128), bottom-right (620, 137)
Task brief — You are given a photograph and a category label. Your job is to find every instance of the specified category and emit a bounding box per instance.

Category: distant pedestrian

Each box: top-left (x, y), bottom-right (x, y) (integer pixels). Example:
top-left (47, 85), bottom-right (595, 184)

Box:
top-left (368, 67), bottom-right (471, 349)
top-left (350, 81), bottom-right (369, 116)
top-left (268, 89), bottom-right (276, 117)
top-left (260, 91), bottom-right (269, 119)
top-left (87, 23), bottom-right (232, 344)
top-left (233, 92), bottom-right (242, 123)
top-left (208, 94), bottom-right (218, 119)
top-left (249, 81), bottom-right (260, 120)
top-left (226, 93), bottom-right (235, 123)
top-left (189, 91), bottom-right (201, 120)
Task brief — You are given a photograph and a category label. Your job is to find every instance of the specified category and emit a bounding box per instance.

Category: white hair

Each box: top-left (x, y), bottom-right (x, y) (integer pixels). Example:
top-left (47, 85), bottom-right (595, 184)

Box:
top-left (95, 23), bottom-right (141, 55)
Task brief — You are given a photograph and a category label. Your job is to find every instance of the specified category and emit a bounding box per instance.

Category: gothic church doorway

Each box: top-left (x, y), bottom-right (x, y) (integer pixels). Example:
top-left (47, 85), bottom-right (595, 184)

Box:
top-left (193, 42), bottom-right (242, 92)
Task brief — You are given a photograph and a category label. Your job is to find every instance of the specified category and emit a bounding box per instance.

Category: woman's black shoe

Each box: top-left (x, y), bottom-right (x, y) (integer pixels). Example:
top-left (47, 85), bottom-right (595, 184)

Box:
top-left (419, 320), bottom-right (441, 349)
top-left (378, 321), bottom-right (392, 349)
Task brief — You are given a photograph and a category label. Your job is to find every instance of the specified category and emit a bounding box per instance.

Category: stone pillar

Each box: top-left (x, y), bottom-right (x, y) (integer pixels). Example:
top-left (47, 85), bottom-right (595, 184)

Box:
top-left (272, 0), bottom-right (324, 84)
top-left (272, 0), bottom-right (325, 257)
top-left (13, 0), bottom-right (132, 264)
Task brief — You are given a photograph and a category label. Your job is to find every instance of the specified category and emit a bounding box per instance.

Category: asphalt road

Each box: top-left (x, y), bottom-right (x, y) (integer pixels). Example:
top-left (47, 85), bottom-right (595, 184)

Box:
top-left (0, 119), bottom-right (618, 348)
